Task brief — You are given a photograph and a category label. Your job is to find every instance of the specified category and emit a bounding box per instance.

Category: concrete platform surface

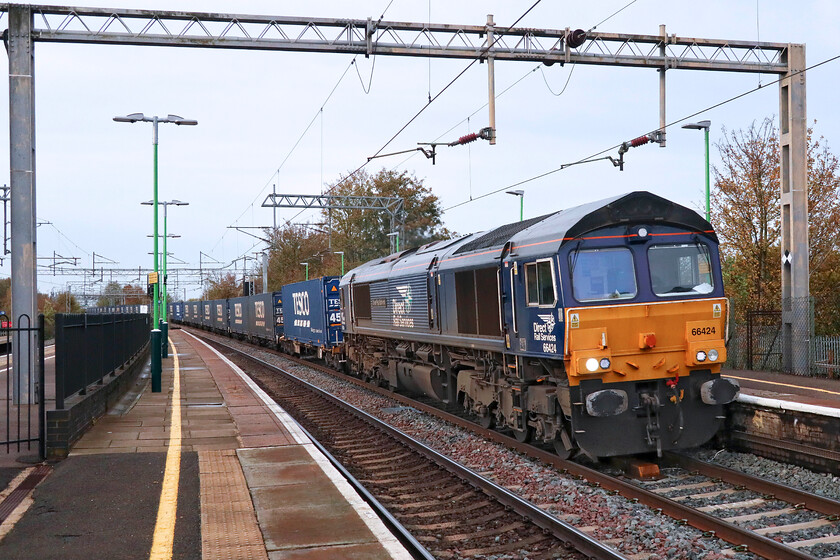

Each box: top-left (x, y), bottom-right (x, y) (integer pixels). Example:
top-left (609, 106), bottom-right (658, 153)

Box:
top-left (0, 328), bottom-right (411, 560)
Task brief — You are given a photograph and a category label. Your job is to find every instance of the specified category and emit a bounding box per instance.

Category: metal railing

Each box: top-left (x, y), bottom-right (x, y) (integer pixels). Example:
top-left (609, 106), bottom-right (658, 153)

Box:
top-left (727, 298), bottom-right (840, 377)
top-left (55, 313), bottom-right (149, 409)
top-left (1, 314), bottom-right (45, 458)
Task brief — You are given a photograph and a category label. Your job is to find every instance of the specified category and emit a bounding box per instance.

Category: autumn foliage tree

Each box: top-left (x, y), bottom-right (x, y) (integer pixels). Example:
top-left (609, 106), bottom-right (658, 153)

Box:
top-left (202, 272), bottom-right (243, 300)
top-left (265, 168), bottom-right (451, 288)
top-left (711, 117), bottom-right (840, 333)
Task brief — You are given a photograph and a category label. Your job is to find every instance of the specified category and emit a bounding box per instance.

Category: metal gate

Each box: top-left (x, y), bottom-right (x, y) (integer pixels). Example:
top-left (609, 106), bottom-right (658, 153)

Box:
top-left (746, 309), bottom-right (782, 372)
top-left (1, 314), bottom-right (45, 459)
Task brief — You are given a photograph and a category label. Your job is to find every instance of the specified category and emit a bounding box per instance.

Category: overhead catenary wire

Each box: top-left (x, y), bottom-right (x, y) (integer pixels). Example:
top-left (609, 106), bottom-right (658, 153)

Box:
top-left (208, 56), bottom-right (358, 255)
top-left (214, 0), bottom-right (403, 260)
top-left (263, 0), bottom-right (546, 242)
top-left (443, 51), bottom-right (840, 214)
top-left (391, 0), bottom-right (638, 171)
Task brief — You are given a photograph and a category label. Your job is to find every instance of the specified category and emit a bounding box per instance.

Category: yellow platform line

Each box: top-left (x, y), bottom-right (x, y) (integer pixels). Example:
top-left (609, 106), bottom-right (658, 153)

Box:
top-left (727, 374), bottom-right (840, 397)
top-left (149, 340), bottom-right (182, 560)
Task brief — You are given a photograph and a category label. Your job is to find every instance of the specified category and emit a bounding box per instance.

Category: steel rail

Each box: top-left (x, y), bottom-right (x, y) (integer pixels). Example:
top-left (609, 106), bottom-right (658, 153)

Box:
top-left (219, 335), bottom-right (823, 559)
top-left (187, 328), bottom-right (831, 559)
top-left (665, 452), bottom-right (840, 517)
top-left (204, 333), bottom-right (628, 560)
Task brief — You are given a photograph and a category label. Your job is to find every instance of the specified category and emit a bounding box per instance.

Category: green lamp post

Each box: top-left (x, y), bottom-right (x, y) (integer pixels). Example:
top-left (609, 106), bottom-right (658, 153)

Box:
top-left (114, 113), bottom-right (196, 392)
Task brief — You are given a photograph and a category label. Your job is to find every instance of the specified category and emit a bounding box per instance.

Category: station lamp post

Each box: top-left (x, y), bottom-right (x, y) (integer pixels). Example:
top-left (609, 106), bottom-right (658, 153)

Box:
top-left (386, 231), bottom-right (400, 253)
top-left (506, 190), bottom-right (524, 222)
top-left (334, 251), bottom-right (344, 276)
top-left (300, 262), bottom-right (309, 281)
top-left (115, 112), bottom-right (196, 393)
top-left (682, 120), bottom-right (712, 222)
top-left (144, 199), bottom-right (188, 358)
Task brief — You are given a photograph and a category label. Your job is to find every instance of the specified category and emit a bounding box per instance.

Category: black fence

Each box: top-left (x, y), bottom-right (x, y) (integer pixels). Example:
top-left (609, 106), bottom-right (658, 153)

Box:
top-left (1, 314), bottom-right (46, 458)
top-left (55, 313), bottom-right (150, 409)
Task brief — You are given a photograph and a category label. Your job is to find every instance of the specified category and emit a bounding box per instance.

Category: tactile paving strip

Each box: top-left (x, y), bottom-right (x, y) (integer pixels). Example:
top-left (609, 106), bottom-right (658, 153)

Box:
top-left (199, 449), bottom-right (267, 560)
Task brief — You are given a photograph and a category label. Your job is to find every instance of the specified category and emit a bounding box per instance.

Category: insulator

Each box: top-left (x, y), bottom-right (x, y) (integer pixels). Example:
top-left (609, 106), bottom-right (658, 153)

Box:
top-left (566, 29), bottom-right (587, 49)
top-left (629, 135), bottom-right (650, 147)
top-left (450, 132), bottom-right (479, 146)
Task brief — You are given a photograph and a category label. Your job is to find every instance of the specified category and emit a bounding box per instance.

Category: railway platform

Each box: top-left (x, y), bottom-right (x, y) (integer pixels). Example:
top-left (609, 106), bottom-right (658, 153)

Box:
top-left (723, 367), bottom-right (840, 411)
top-left (0, 328), bottom-right (411, 560)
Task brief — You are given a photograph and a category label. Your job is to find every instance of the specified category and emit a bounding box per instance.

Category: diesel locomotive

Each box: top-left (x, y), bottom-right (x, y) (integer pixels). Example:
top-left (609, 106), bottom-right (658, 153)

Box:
top-left (339, 191), bottom-right (739, 457)
top-left (174, 191), bottom-right (739, 458)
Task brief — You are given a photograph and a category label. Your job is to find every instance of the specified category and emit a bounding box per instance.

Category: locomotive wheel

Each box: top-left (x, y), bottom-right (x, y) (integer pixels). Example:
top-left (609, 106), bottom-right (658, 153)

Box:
top-left (513, 426), bottom-right (533, 444)
top-left (479, 412), bottom-right (495, 429)
top-left (552, 424), bottom-right (577, 459)
top-left (553, 438), bottom-right (574, 460)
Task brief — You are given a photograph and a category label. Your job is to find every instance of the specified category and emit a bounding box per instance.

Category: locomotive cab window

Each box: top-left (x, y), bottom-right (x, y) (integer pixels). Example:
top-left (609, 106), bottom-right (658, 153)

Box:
top-left (569, 248), bottom-right (637, 302)
top-left (648, 243), bottom-right (714, 297)
top-left (524, 260), bottom-right (557, 307)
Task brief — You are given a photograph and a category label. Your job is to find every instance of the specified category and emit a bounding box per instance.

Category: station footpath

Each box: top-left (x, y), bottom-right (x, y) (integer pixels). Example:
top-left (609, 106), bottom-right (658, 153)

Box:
top-left (0, 328), bottom-right (412, 560)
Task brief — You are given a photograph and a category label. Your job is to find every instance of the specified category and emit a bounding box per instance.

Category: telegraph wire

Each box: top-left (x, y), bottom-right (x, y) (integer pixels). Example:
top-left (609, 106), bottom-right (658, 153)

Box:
top-left (587, 0), bottom-right (641, 33)
top-left (442, 51), bottom-right (840, 214)
top-left (540, 63), bottom-right (576, 97)
top-left (261, 0), bottom-right (546, 244)
top-left (216, 0), bottom-right (403, 259)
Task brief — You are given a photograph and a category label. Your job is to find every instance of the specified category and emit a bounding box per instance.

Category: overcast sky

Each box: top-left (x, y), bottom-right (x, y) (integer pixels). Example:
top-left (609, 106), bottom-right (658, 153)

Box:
top-left (0, 0), bottom-right (837, 300)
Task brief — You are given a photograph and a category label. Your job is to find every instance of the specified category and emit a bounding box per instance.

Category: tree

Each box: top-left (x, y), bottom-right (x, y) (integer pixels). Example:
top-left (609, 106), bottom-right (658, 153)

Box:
top-left (264, 169), bottom-right (451, 288)
top-left (96, 281), bottom-right (124, 307)
top-left (266, 224), bottom-right (328, 289)
top-left (322, 168), bottom-right (451, 268)
top-left (202, 272), bottom-right (243, 300)
top-left (710, 118), bottom-right (840, 333)
top-left (122, 284), bottom-right (147, 305)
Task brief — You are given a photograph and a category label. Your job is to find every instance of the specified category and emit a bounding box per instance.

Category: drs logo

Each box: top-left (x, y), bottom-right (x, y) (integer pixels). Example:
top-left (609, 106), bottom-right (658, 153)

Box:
top-left (255, 301), bottom-right (265, 319)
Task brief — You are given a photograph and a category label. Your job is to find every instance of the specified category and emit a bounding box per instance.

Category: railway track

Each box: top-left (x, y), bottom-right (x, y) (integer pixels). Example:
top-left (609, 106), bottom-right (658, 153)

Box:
top-left (648, 453), bottom-right (840, 560)
top-left (191, 328), bottom-right (840, 559)
top-left (203, 335), bottom-right (625, 560)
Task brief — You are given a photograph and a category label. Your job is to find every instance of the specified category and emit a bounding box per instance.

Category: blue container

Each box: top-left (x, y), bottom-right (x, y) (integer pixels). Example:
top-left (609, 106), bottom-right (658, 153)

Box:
top-left (228, 296), bottom-right (251, 336)
top-left (242, 292), bottom-right (277, 343)
top-left (281, 277), bottom-right (342, 349)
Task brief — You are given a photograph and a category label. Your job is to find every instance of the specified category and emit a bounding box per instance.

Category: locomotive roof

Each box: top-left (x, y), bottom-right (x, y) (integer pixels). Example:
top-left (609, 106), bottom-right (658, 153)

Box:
top-left (505, 190), bottom-right (714, 258)
top-left (343, 191), bottom-right (714, 281)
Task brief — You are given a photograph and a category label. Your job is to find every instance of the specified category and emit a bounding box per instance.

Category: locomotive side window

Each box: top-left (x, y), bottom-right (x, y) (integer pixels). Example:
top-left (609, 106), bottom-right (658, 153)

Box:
top-left (352, 283), bottom-right (372, 319)
top-left (648, 243), bottom-right (714, 297)
top-left (569, 248), bottom-right (637, 302)
top-left (524, 260), bottom-right (557, 307)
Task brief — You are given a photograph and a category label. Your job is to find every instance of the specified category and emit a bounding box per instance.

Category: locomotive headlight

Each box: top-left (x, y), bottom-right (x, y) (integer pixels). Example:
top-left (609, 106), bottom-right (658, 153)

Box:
top-left (599, 358), bottom-right (611, 370)
top-left (708, 349), bottom-right (719, 362)
top-left (696, 350), bottom-right (707, 362)
top-left (637, 227), bottom-right (648, 238)
top-left (585, 358), bottom-right (600, 372)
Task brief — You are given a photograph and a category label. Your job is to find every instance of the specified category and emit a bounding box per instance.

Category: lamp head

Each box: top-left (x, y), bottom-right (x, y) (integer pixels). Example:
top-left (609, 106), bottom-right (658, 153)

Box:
top-left (113, 112), bottom-right (145, 123)
top-left (166, 114), bottom-right (198, 126)
top-left (682, 120), bottom-right (711, 130)
top-left (506, 189), bottom-right (524, 197)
